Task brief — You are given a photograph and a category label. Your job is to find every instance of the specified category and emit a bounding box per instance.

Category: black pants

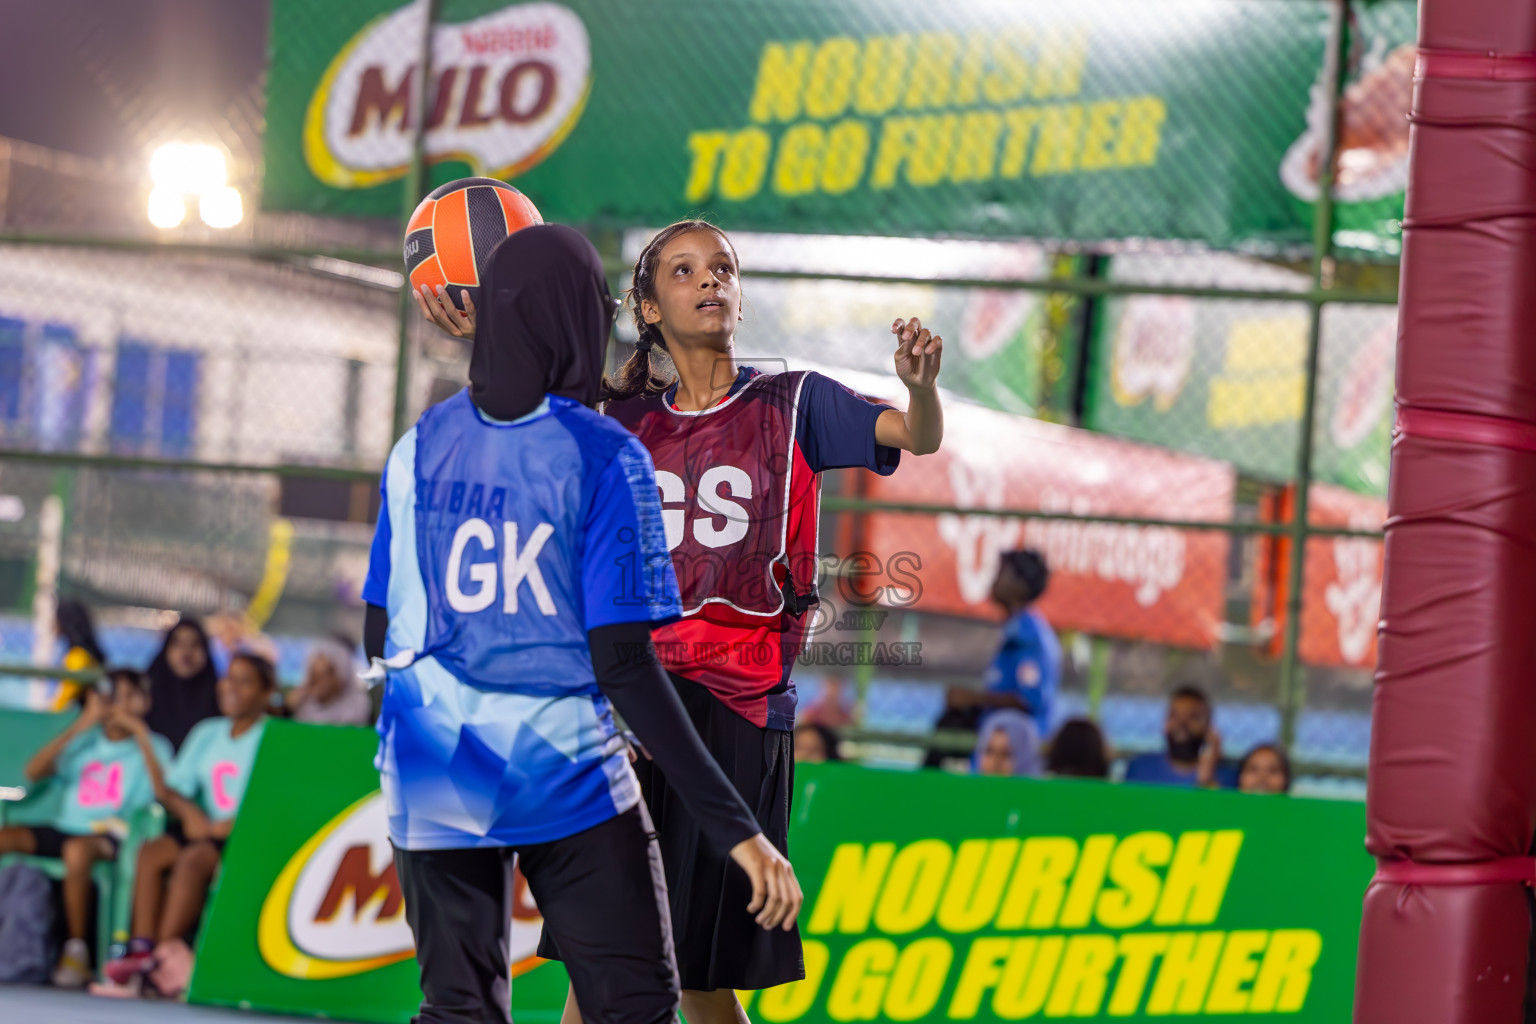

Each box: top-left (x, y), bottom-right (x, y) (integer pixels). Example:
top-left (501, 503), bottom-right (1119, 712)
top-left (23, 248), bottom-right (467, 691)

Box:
top-left (394, 806), bottom-right (677, 1024)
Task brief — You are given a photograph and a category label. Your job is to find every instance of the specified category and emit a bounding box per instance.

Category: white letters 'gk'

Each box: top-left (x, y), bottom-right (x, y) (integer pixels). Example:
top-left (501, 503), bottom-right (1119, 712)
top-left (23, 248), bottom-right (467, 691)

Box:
top-left (445, 518), bottom-right (557, 616)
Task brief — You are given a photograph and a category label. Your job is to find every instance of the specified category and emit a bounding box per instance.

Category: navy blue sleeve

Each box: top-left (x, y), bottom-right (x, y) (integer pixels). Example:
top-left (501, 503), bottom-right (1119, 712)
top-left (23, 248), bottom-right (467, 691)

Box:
top-left (795, 372), bottom-right (902, 476)
top-left (588, 622), bottom-right (760, 853)
top-left (583, 437), bottom-right (684, 630)
top-left (361, 464), bottom-right (391, 608)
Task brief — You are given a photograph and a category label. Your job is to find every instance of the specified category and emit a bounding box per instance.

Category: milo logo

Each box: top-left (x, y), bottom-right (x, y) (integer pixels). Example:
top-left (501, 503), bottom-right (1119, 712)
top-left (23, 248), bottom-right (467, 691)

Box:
top-left (304, 2), bottom-right (591, 188)
top-left (1110, 296), bottom-right (1195, 412)
top-left (258, 792), bottom-right (545, 980)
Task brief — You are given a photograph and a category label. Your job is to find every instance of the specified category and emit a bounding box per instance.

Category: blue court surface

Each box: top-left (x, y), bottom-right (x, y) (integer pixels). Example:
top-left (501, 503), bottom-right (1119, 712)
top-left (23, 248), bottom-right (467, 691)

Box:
top-left (0, 988), bottom-right (335, 1024)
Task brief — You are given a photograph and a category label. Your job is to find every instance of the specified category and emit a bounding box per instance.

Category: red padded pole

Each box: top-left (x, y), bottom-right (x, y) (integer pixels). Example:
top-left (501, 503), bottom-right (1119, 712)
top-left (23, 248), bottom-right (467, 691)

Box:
top-left (1355, 0), bottom-right (1536, 1019)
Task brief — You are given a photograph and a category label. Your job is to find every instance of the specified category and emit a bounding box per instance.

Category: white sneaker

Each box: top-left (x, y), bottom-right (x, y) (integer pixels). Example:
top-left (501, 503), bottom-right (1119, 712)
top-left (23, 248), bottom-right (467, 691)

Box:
top-left (89, 974), bottom-right (144, 999)
top-left (52, 937), bottom-right (91, 988)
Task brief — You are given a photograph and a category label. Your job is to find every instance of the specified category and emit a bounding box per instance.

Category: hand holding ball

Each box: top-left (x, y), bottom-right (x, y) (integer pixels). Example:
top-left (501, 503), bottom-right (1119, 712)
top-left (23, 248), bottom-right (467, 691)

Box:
top-left (404, 177), bottom-right (543, 315)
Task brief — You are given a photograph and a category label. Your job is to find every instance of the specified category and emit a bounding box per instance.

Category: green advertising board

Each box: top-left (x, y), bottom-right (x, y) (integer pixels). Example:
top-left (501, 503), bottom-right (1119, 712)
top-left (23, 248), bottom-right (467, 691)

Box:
top-left (190, 720), bottom-right (577, 1022)
top-left (190, 722), bottom-right (437, 1022)
top-left (1085, 255), bottom-right (1395, 495)
top-left (263, 0), bottom-right (1413, 251)
top-left (760, 768), bottom-right (1369, 1023)
top-left (191, 720), bottom-right (1370, 1023)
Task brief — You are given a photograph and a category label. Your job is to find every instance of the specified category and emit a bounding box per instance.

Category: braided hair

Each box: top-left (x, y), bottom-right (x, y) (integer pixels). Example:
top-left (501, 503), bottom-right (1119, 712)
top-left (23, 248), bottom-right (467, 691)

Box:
top-left (600, 219), bottom-right (740, 403)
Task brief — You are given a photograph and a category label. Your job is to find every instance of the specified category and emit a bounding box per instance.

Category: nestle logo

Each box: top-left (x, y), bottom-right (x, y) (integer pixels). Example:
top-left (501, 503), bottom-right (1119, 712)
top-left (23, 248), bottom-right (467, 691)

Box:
top-left (461, 24), bottom-right (557, 55)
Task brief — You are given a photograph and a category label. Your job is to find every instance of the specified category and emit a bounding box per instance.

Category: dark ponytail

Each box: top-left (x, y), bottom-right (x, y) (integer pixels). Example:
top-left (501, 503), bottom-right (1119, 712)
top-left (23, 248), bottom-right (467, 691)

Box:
top-left (600, 219), bottom-right (739, 403)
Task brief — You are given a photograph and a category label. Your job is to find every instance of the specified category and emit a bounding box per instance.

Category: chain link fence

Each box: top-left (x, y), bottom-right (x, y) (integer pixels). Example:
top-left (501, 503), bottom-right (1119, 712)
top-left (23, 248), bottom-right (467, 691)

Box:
top-left (0, 0), bottom-right (1408, 795)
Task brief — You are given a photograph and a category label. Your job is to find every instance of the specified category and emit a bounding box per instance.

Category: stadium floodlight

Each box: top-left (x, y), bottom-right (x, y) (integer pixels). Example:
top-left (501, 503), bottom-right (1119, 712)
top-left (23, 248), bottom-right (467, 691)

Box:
top-left (150, 143), bottom-right (227, 194)
top-left (147, 186), bottom-right (187, 229)
top-left (199, 186), bottom-right (244, 229)
top-left (147, 142), bottom-right (237, 228)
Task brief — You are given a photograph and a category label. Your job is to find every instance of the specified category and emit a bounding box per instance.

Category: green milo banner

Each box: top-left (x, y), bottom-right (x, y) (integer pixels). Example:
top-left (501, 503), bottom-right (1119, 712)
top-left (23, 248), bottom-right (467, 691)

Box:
top-left (191, 721), bottom-right (1371, 1022)
top-left (263, 0), bottom-right (1413, 250)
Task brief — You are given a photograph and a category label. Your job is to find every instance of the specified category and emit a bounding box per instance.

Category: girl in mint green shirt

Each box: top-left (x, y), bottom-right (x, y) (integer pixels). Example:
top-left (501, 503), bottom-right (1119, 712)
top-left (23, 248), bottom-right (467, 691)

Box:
top-left (0, 669), bottom-right (172, 986)
top-left (110, 652), bottom-right (275, 996)
top-left (165, 708), bottom-right (266, 822)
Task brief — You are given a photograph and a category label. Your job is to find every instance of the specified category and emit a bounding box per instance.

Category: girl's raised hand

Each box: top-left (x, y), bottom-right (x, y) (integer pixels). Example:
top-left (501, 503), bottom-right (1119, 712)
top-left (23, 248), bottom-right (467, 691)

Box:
top-left (892, 316), bottom-right (943, 390)
top-left (109, 711), bottom-right (148, 737)
top-left (416, 284), bottom-right (477, 340)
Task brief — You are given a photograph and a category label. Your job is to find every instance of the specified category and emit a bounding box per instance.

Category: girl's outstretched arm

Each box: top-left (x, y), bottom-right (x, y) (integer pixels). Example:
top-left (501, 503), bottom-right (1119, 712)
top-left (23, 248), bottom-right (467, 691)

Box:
top-left (876, 316), bottom-right (944, 455)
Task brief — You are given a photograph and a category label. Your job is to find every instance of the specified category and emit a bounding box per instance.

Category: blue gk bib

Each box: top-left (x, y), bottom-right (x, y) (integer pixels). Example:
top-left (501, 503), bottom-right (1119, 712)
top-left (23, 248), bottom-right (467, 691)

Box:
top-left (413, 391), bottom-right (604, 695)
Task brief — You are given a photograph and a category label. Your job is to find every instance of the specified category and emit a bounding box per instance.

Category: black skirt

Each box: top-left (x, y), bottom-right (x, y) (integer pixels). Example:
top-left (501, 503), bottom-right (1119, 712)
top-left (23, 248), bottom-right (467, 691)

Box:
top-left (538, 671), bottom-right (804, 992)
top-left (645, 672), bottom-right (803, 991)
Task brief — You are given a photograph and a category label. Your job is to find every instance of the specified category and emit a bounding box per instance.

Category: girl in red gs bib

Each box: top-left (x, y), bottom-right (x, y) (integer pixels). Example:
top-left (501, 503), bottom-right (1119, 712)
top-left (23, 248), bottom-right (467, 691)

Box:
top-left (552, 221), bottom-right (943, 1024)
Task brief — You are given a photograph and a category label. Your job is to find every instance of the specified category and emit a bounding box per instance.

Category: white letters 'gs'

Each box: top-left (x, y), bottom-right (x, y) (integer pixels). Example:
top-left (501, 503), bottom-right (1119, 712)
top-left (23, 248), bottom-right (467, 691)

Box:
top-left (656, 467), bottom-right (753, 552)
top-left (445, 518), bottom-right (557, 615)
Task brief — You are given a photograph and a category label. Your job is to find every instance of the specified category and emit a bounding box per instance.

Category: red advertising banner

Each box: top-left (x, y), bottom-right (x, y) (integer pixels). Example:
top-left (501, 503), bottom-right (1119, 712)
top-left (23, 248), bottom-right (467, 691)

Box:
top-left (1253, 483), bottom-right (1385, 670)
top-left (858, 402), bottom-right (1236, 648)
top-left (1301, 484), bottom-right (1386, 669)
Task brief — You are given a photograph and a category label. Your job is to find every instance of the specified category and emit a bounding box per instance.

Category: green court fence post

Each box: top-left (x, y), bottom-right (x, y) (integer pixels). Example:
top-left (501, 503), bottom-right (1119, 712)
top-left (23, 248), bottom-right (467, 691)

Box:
top-left (391, 0), bottom-right (442, 442)
top-left (52, 467), bottom-right (74, 567)
top-left (591, 226), bottom-right (626, 376)
top-left (1068, 254), bottom-right (1110, 428)
top-left (1277, 0), bottom-right (1350, 751)
top-left (1086, 635), bottom-right (1110, 720)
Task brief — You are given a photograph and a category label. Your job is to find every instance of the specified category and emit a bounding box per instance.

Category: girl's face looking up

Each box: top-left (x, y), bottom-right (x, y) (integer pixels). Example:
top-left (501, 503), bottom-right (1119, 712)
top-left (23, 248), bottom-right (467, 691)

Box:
top-left (640, 229), bottom-right (741, 352)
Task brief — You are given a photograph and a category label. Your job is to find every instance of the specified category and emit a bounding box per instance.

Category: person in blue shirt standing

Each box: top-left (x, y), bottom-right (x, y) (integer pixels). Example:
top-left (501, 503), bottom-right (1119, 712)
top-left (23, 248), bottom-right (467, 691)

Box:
top-left (361, 224), bottom-right (801, 1024)
top-left (931, 550), bottom-right (1062, 767)
top-left (979, 550), bottom-right (1062, 731)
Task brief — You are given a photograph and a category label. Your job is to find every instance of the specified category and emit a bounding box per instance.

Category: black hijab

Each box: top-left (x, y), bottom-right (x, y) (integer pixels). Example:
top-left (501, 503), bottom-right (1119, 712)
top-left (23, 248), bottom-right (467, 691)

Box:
top-left (469, 224), bottom-right (615, 420)
top-left (144, 617), bottom-right (221, 751)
